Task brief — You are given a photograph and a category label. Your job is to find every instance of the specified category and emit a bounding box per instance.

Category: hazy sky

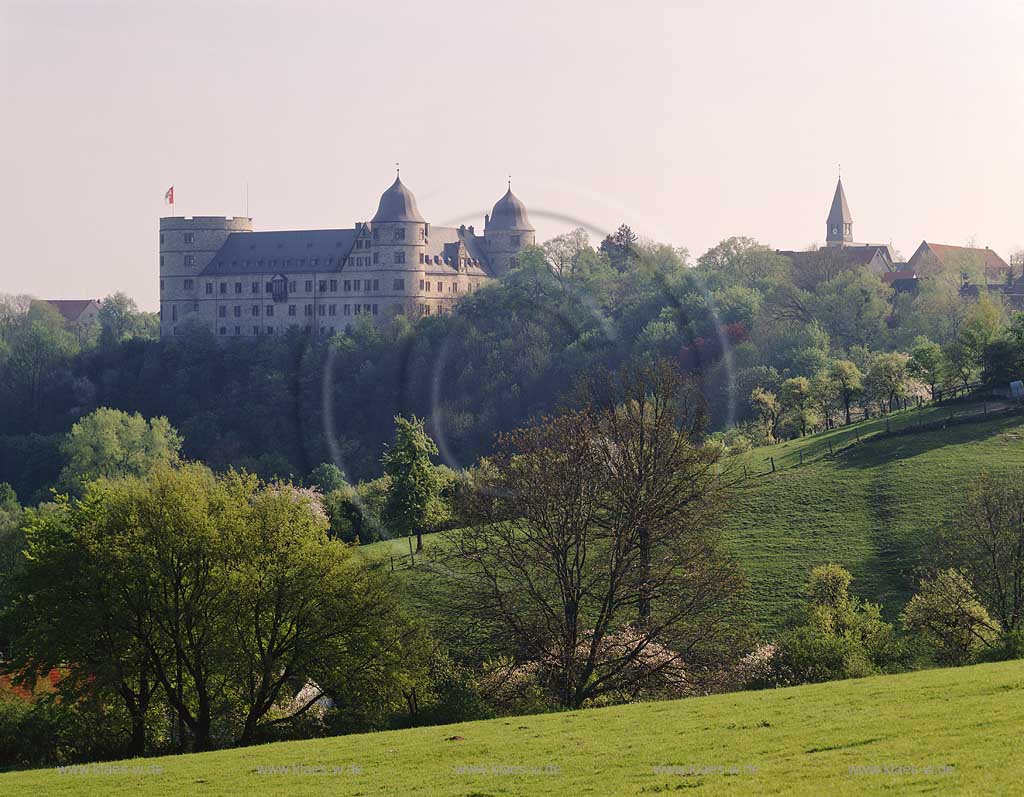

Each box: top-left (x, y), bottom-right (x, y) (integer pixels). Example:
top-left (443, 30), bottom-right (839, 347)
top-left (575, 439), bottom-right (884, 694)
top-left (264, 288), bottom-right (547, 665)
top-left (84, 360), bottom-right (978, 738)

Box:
top-left (2, 0), bottom-right (1022, 309)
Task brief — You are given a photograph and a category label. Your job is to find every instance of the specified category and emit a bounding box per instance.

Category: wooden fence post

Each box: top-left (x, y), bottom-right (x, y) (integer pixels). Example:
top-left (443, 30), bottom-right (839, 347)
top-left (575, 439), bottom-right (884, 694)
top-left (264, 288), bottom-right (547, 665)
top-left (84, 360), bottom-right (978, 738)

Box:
top-left (770, 456), bottom-right (775, 473)
top-left (390, 556), bottom-right (394, 573)
top-left (828, 440), bottom-right (833, 455)
top-left (799, 451), bottom-right (803, 465)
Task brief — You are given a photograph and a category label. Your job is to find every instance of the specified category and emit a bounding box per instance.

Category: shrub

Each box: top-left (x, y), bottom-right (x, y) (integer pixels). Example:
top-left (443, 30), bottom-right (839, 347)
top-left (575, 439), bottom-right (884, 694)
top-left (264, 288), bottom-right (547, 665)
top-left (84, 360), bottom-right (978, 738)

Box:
top-left (900, 569), bottom-right (1000, 665)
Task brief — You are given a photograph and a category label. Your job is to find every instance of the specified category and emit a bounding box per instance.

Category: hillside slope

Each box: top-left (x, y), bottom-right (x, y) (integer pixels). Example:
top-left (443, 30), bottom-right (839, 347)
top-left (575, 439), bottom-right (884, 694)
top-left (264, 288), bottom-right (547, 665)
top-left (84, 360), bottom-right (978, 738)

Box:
top-left (363, 407), bottom-right (1024, 631)
top-left (5, 659), bottom-right (1022, 795)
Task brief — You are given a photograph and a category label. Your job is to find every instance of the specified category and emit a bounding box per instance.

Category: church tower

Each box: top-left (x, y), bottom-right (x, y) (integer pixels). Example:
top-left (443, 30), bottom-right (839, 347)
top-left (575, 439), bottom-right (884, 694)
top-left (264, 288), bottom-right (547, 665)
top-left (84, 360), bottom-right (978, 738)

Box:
top-left (825, 177), bottom-right (853, 247)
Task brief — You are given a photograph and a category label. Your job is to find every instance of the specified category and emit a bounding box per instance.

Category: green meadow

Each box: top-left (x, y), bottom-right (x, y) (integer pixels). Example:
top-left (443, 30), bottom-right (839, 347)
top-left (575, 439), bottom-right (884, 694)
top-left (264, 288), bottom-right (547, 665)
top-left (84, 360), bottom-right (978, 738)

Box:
top-left (4, 658), bottom-right (1021, 795)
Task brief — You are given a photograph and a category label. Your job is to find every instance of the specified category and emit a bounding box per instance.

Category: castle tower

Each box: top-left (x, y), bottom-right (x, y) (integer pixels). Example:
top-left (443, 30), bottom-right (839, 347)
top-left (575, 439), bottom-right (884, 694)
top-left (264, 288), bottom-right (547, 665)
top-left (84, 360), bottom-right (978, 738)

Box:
top-left (367, 174), bottom-right (428, 314)
top-left (484, 183), bottom-right (535, 276)
top-left (159, 215), bottom-right (252, 336)
top-left (825, 177), bottom-right (853, 247)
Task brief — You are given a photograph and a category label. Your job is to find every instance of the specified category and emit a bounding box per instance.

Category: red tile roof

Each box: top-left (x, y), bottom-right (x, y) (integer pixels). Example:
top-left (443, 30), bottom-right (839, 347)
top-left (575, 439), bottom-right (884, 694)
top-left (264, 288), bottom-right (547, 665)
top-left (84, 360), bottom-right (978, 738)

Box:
top-left (909, 242), bottom-right (1009, 278)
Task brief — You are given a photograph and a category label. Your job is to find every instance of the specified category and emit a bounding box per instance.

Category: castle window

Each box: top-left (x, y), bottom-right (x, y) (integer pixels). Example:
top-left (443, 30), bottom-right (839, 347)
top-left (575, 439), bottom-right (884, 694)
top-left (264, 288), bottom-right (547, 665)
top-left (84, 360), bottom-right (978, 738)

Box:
top-left (393, 278), bottom-right (404, 290)
top-left (330, 279), bottom-right (337, 292)
top-left (184, 233), bottom-right (195, 244)
top-left (356, 240), bottom-right (362, 249)
top-left (373, 228), bottom-right (379, 241)
top-left (252, 282), bottom-right (259, 293)
top-left (344, 304), bottom-right (351, 316)
top-left (344, 280), bottom-right (351, 291)
top-left (266, 282), bottom-right (273, 292)
top-left (372, 279), bottom-right (380, 291)
top-left (395, 305), bottom-right (405, 315)
top-left (373, 252), bottom-right (379, 265)
top-left (234, 326), bottom-right (240, 335)
top-left (253, 326), bottom-right (259, 335)
top-left (184, 255), bottom-right (196, 267)
top-left (453, 283), bottom-right (459, 293)
top-left (436, 282), bottom-right (443, 292)
top-left (252, 305), bottom-right (260, 317)
top-left (510, 235), bottom-right (521, 247)
top-left (288, 281), bottom-right (296, 292)
top-left (171, 305), bottom-right (177, 322)
top-left (267, 326), bottom-right (274, 334)
top-left (206, 282), bottom-right (213, 294)
top-left (394, 228), bottom-right (405, 241)
top-left (394, 252), bottom-right (405, 264)
top-left (288, 305), bottom-right (296, 316)
top-left (160, 280), bottom-right (165, 292)
top-left (304, 304), bottom-right (313, 316)
top-left (305, 280), bottom-right (313, 292)
top-left (220, 282), bottom-right (227, 294)
top-left (184, 279), bottom-right (194, 290)
top-left (319, 280), bottom-right (327, 292)
top-left (312, 258), bottom-right (319, 266)
top-left (329, 304), bottom-right (337, 316)
top-left (372, 304), bottom-right (378, 316)
top-left (160, 255), bottom-right (165, 267)
top-left (266, 305), bottom-right (274, 317)
top-left (219, 307), bottom-right (226, 318)
top-left (426, 281), bottom-right (432, 292)
top-left (419, 279), bottom-right (425, 290)
top-left (354, 280), bottom-right (361, 291)
top-left (235, 282), bottom-right (242, 294)
top-left (234, 306), bottom-right (241, 317)
top-left (354, 305), bottom-right (361, 315)
top-left (219, 327), bottom-right (226, 335)
top-left (318, 305), bottom-right (326, 317)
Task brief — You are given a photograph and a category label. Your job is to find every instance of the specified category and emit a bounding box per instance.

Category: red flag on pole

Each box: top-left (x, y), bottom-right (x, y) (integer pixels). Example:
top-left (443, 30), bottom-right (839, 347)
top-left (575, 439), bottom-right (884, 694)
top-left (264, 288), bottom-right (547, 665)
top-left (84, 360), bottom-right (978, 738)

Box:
top-left (164, 186), bottom-right (174, 205)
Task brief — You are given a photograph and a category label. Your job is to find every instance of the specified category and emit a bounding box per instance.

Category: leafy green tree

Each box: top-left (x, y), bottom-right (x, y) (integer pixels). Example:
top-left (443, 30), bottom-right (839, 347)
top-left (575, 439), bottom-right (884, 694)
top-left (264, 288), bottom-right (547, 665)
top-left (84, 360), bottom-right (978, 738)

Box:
top-left (779, 376), bottom-right (815, 437)
top-left (900, 569), bottom-right (999, 665)
top-left (382, 416), bottom-right (442, 552)
top-left (769, 565), bottom-right (900, 685)
top-left (908, 336), bottom-right (946, 400)
top-left (749, 387), bottom-right (780, 443)
top-left (812, 268), bottom-right (891, 350)
top-left (598, 224), bottom-right (638, 272)
top-left (6, 301), bottom-right (78, 426)
top-left (940, 472), bottom-right (1024, 633)
top-left (59, 408), bottom-right (182, 495)
top-left (308, 462), bottom-right (347, 494)
top-left (829, 359), bottom-right (863, 425)
top-left (98, 292), bottom-right (140, 348)
top-left (863, 352), bottom-right (911, 413)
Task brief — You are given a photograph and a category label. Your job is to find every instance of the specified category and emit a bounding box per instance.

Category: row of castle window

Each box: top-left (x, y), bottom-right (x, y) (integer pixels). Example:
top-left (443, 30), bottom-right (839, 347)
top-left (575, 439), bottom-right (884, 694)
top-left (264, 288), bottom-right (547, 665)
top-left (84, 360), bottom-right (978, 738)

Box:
top-left (162, 251), bottom-right (483, 270)
top-left (217, 304), bottom-right (379, 318)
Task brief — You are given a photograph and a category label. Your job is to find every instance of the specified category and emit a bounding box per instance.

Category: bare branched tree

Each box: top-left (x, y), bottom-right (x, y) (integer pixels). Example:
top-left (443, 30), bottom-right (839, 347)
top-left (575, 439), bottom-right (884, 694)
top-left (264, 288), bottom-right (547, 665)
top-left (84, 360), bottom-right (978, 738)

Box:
top-left (439, 361), bottom-right (745, 709)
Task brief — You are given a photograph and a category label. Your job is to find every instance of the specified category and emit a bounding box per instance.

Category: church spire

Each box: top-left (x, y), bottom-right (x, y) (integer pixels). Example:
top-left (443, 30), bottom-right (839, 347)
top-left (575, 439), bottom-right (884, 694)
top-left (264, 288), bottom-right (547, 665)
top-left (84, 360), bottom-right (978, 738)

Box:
top-left (826, 175), bottom-right (853, 247)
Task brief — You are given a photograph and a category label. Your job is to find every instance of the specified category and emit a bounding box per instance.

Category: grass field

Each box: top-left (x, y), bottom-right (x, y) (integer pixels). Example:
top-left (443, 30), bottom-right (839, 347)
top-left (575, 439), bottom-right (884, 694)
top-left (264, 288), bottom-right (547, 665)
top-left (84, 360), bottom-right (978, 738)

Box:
top-left (360, 404), bottom-right (1024, 631)
top-left (4, 658), bottom-right (1021, 795)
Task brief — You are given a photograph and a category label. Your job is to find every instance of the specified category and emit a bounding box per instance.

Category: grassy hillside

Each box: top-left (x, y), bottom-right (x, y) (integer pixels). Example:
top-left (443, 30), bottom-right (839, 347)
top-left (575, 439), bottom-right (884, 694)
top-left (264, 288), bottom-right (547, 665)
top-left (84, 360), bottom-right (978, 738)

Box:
top-left (362, 405), bottom-right (1024, 631)
top-left (5, 658), bottom-right (1022, 795)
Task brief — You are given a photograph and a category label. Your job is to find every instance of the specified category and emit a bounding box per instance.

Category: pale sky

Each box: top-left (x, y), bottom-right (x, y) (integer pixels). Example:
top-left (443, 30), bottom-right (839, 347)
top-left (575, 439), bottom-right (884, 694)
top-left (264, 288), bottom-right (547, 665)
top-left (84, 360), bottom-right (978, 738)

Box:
top-left (2, 0), bottom-right (1022, 309)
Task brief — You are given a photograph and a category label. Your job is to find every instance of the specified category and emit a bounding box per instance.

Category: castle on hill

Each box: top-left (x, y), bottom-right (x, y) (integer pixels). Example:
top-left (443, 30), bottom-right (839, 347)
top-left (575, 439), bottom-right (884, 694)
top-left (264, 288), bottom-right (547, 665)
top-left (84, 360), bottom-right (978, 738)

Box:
top-left (158, 174), bottom-right (535, 339)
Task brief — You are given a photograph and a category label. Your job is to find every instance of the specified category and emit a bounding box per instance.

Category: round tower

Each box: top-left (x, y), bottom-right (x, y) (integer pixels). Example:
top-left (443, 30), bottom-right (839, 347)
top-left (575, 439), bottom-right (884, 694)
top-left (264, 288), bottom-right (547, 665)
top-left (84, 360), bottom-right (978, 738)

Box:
top-left (484, 184), bottom-right (535, 276)
top-left (159, 215), bottom-right (252, 336)
top-left (367, 175), bottom-right (428, 316)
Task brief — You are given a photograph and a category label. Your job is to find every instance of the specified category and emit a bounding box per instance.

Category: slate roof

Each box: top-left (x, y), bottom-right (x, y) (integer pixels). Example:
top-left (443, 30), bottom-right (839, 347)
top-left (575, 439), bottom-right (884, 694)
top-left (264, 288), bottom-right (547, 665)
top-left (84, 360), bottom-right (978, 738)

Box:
top-left (201, 229), bottom-right (357, 275)
top-left (826, 178), bottom-right (853, 225)
top-left (487, 187), bottom-right (534, 231)
top-left (372, 177), bottom-right (426, 223)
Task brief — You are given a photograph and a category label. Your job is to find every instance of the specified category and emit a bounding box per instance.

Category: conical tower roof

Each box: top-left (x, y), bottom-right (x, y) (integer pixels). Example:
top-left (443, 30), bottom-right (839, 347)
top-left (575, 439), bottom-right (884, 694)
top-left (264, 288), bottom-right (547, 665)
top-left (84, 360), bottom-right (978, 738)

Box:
top-left (487, 186), bottom-right (534, 231)
top-left (372, 175), bottom-right (425, 223)
top-left (826, 177), bottom-right (853, 225)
